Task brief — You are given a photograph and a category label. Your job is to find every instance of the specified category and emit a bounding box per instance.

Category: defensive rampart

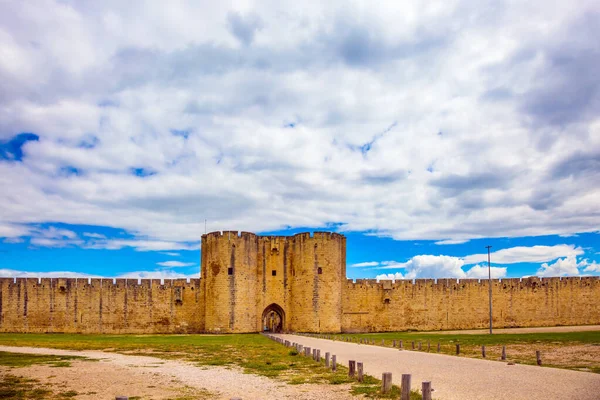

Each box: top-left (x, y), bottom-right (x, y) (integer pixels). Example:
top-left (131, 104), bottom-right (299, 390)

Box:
top-left (342, 276), bottom-right (600, 332)
top-left (0, 277), bottom-right (203, 333)
top-left (0, 231), bottom-right (599, 333)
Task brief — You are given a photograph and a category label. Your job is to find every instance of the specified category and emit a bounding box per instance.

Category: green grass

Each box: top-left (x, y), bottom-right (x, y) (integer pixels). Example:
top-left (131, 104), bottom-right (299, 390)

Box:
top-left (0, 374), bottom-right (80, 400)
top-left (0, 333), bottom-right (422, 398)
top-left (0, 351), bottom-right (89, 368)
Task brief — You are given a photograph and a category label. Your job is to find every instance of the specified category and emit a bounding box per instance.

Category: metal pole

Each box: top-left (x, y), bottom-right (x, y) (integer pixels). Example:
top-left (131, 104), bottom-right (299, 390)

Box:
top-left (486, 245), bottom-right (493, 334)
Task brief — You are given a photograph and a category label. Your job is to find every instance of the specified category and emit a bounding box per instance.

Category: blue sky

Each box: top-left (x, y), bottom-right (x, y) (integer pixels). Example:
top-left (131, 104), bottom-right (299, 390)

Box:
top-left (0, 1), bottom-right (599, 280)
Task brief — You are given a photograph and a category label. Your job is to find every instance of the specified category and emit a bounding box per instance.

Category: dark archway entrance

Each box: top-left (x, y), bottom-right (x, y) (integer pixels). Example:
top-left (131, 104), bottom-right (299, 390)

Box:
top-left (262, 303), bottom-right (285, 332)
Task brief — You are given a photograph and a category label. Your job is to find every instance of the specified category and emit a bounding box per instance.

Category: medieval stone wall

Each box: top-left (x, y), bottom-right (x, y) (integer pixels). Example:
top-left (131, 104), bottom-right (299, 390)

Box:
top-left (0, 277), bottom-right (203, 333)
top-left (341, 276), bottom-right (600, 332)
top-left (1, 231), bottom-right (599, 334)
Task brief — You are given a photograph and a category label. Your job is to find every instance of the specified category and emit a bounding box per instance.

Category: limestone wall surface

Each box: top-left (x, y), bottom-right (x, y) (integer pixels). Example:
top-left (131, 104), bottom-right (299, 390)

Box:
top-left (0, 277), bottom-right (203, 333)
top-left (341, 276), bottom-right (600, 332)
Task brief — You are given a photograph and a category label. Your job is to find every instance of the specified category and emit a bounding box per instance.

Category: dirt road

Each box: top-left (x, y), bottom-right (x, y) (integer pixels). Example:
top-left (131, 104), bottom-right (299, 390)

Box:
top-left (0, 345), bottom-right (355, 400)
top-left (275, 333), bottom-right (600, 400)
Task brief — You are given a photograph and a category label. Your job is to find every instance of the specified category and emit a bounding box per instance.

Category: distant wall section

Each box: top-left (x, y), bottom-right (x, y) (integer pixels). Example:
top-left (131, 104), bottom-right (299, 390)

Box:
top-left (0, 278), bottom-right (204, 333)
top-left (341, 277), bottom-right (600, 332)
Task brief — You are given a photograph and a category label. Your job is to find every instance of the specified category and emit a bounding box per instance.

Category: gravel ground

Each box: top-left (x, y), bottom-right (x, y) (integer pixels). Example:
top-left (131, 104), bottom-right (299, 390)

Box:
top-left (422, 325), bottom-right (600, 335)
top-left (275, 333), bottom-right (600, 400)
top-left (0, 345), bottom-right (356, 400)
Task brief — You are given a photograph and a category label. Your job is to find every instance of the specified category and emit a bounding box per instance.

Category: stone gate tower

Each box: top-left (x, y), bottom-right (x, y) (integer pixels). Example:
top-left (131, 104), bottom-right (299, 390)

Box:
top-left (200, 231), bottom-right (346, 333)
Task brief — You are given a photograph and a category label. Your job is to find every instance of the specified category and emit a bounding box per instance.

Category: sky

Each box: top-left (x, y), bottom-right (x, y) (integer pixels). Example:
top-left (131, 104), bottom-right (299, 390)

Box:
top-left (0, 1), bottom-right (599, 281)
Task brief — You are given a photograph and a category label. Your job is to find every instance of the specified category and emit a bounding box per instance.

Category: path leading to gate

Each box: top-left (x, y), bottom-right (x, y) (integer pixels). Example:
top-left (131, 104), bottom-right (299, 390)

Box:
top-left (274, 334), bottom-right (600, 400)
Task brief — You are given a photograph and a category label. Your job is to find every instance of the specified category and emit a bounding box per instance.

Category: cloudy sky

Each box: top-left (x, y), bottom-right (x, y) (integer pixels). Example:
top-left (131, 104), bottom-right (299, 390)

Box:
top-left (1, 0), bottom-right (599, 281)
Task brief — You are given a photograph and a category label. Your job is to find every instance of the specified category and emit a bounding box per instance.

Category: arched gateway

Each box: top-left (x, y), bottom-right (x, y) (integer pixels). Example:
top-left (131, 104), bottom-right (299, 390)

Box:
top-left (262, 303), bottom-right (285, 332)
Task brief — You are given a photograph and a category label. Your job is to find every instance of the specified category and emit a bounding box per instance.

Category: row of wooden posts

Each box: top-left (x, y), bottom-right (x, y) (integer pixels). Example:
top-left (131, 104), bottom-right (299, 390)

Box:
top-left (299, 333), bottom-right (543, 366)
top-left (265, 334), bottom-right (434, 400)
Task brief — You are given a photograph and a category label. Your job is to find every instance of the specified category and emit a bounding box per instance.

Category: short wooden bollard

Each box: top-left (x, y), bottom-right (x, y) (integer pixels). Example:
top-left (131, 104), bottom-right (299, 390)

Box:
top-left (401, 374), bottom-right (412, 400)
top-left (400, 340), bottom-right (403, 349)
top-left (357, 362), bottom-right (364, 383)
top-left (381, 339), bottom-right (385, 346)
top-left (456, 344), bottom-right (460, 355)
top-left (348, 360), bottom-right (356, 377)
top-left (427, 340), bottom-right (430, 352)
top-left (501, 346), bottom-right (506, 361)
top-left (325, 352), bottom-right (330, 367)
top-left (418, 342), bottom-right (422, 351)
top-left (437, 343), bottom-right (440, 353)
top-left (422, 381), bottom-right (432, 400)
top-left (381, 372), bottom-right (392, 394)
top-left (316, 349), bottom-right (321, 362)
top-left (393, 340), bottom-right (397, 347)
top-left (312, 348), bottom-right (317, 360)
top-left (332, 355), bottom-right (337, 371)
top-left (116, 397), bottom-right (128, 400)
top-left (536, 351), bottom-right (542, 366)
top-left (412, 341), bottom-right (415, 350)
top-left (482, 345), bottom-right (486, 358)
top-left (305, 347), bottom-right (311, 357)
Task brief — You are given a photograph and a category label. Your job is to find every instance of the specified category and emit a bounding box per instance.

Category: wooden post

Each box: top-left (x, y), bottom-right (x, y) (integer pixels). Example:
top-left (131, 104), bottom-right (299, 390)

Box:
top-left (332, 355), bottom-right (337, 371)
top-left (400, 340), bottom-right (403, 349)
top-left (418, 342), bottom-right (422, 351)
top-left (427, 341), bottom-right (430, 352)
top-left (115, 397), bottom-right (128, 400)
top-left (305, 347), bottom-right (311, 357)
top-left (316, 349), bottom-right (321, 362)
top-left (312, 348), bottom-right (317, 360)
top-left (482, 345), bottom-right (486, 358)
top-left (381, 372), bottom-right (392, 394)
top-left (437, 343), bottom-right (440, 352)
top-left (325, 352), bottom-right (330, 367)
top-left (412, 341), bottom-right (415, 350)
top-left (401, 374), bottom-right (411, 400)
top-left (393, 340), bottom-right (397, 347)
top-left (501, 346), bottom-right (506, 361)
top-left (357, 362), bottom-right (364, 382)
top-left (536, 351), bottom-right (542, 366)
top-left (348, 360), bottom-right (356, 377)
top-left (456, 344), bottom-right (460, 355)
top-left (422, 381), bottom-right (432, 400)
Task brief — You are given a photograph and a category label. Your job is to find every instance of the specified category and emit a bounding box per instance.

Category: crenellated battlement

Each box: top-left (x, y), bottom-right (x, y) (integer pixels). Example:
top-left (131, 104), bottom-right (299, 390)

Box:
top-left (345, 276), bottom-right (600, 290)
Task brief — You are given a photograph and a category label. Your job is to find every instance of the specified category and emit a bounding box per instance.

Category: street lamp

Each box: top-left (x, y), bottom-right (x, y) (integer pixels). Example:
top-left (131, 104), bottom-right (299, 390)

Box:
top-left (486, 245), bottom-right (493, 334)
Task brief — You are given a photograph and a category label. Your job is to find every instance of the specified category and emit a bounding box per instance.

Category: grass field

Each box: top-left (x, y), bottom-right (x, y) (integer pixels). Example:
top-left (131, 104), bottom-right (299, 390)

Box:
top-left (326, 330), bottom-right (600, 373)
top-left (0, 333), bottom-right (418, 399)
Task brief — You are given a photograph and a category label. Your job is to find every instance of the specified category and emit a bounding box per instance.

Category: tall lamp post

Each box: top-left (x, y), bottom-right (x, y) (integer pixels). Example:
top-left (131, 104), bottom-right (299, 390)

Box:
top-left (486, 245), bottom-right (493, 334)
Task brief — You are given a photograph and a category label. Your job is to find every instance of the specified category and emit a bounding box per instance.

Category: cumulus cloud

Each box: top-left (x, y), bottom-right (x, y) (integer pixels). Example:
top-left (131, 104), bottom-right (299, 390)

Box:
top-left (0, 1), bottom-right (598, 247)
top-left (463, 245), bottom-right (584, 265)
top-left (536, 256), bottom-right (600, 277)
top-left (373, 255), bottom-right (507, 280)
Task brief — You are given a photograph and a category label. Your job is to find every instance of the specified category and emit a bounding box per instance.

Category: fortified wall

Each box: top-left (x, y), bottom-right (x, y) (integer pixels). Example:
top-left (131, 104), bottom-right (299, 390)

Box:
top-left (1, 231), bottom-right (599, 333)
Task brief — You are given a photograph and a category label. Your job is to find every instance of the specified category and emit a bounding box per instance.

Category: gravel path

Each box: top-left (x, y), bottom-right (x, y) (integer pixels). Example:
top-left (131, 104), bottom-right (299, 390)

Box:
top-left (275, 334), bottom-right (600, 400)
top-left (0, 345), bottom-right (355, 400)
top-left (422, 325), bottom-right (600, 335)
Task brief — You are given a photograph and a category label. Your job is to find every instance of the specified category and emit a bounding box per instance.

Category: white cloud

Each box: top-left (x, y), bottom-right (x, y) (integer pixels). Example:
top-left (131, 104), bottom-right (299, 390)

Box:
top-left (435, 239), bottom-right (470, 245)
top-left (374, 255), bottom-right (507, 280)
top-left (161, 252), bottom-right (180, 256)
top-left (0, 268), bottom-right (197, 280)
top-left (583, 261), bottom-right (600, 272)
top-left (83, 232), bottom-right (106, 239)
top-left (0, 269), bottom-right (99, 279)
top-left (463, 245), bottom-right (584, 265)
top-left (156, 261), bottom-right (195, 268)
top-left (350, 261), bottom-right (380, 268)
top-left (536, 256), bottom-right (585, 277)
top-left (0, 1), bottom-right (599, 246)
